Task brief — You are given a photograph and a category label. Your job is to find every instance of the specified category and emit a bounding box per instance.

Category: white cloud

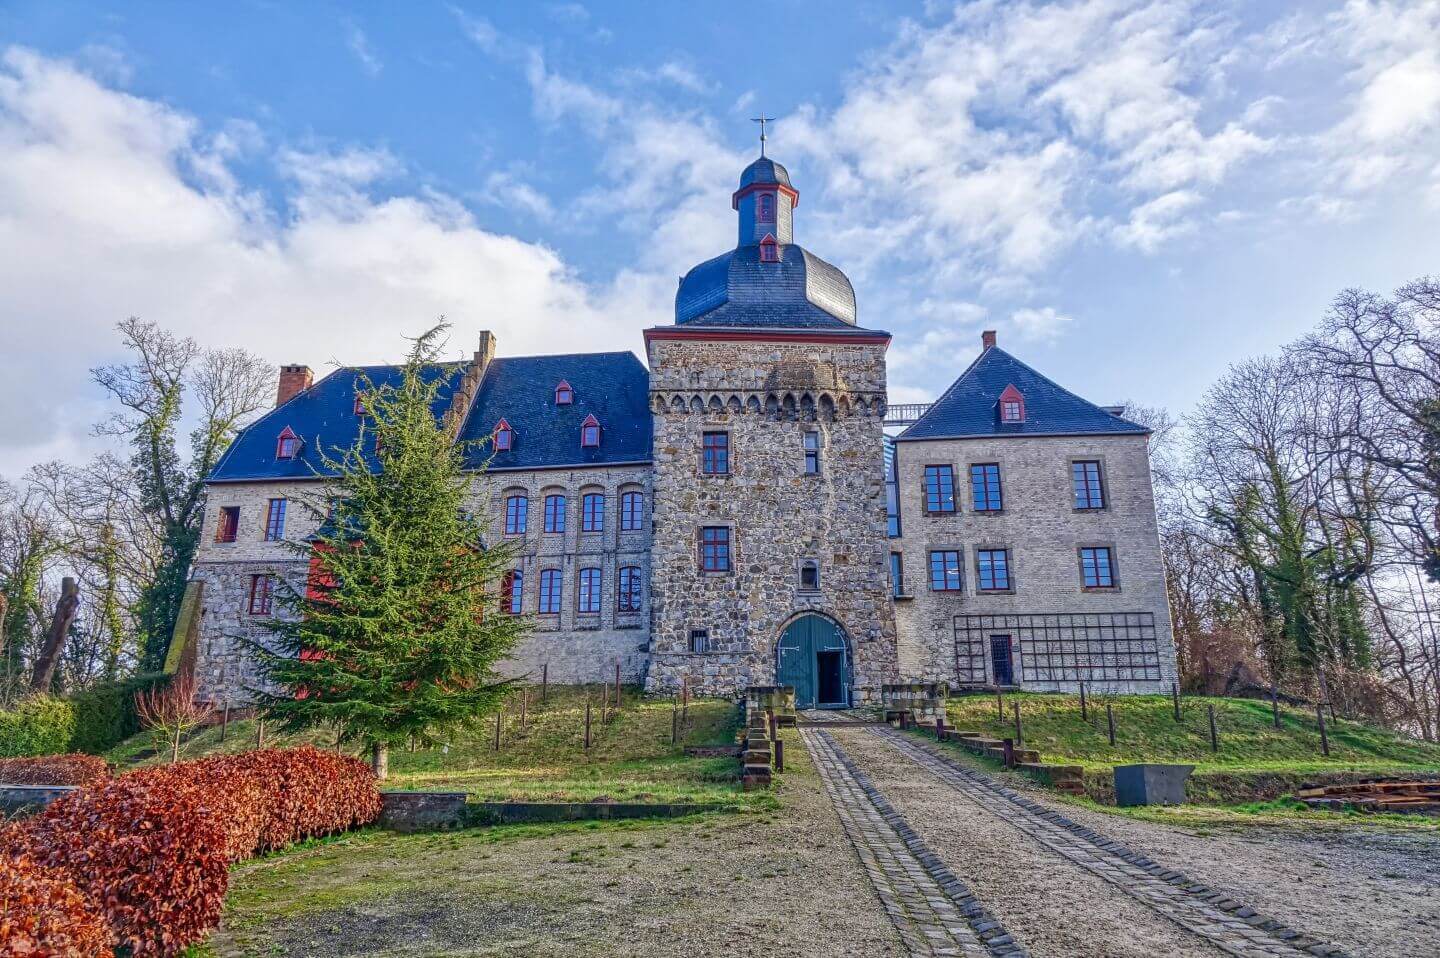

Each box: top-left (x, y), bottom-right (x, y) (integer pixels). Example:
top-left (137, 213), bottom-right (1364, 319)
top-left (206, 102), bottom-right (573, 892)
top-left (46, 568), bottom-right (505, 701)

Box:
top-left (1009, 306), bottom-right (1073, 342)
top-left (344, 21), bottom-right (382, 77)
top-left (481, 171), bottom-right (555, 221)
top-left (1114, 189), bottom-right (1201, 251)
top-left (0, 47), bottom-right (665, 469)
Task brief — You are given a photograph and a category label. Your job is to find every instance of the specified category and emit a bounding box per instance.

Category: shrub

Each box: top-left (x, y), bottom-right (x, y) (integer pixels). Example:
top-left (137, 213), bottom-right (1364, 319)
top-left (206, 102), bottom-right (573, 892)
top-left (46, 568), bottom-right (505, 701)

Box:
top-left (0, 696), bottom-right (76, 758)
top-left (67, 672), bottom-right (168, 754)
top-left (0, 745), bottom-right (382, 956)
top-left (0, 853), bottom-right (113, 956)
top-left (0, 753), bottom-right (110, 786)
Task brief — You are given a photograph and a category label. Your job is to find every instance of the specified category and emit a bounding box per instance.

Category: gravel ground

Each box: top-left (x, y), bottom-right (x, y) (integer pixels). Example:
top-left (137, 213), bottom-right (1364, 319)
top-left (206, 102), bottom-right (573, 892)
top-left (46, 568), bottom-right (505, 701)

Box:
top-left (207, 741), bottom-right (904, 958)
top-left (830, 728), bottom-right (1229, 957)
top-left (1057, 801), bottom-right (1440, 957)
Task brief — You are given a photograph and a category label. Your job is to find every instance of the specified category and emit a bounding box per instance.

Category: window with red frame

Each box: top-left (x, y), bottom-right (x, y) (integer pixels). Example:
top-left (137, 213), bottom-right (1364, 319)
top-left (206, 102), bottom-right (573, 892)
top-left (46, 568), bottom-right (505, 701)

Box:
top-left (700, 526), bottom-right (731, 572)
top-left (758, 192), bottom-right (775, 223)
top-left (353, 393), bottom-right (366, 416)
top-left (581, 492), bottom-right (604, 532)
top-left (618, 565), bottom-right (642, 612)
top-left (276, 428), bottom-right (300, 460)
top-left (554, 381), bottom-right (573, 405)
top-left (759, 237), bottom-right (779, 262)
top-left (494, 419), bottom-right (514, 451)
top-left (215, 506), bottom-right (239, 543)
top-left (504, 494), bottom-right (528, 535)
top-left (702, 432), bottom-right (729, 474)
top-left (538, 568), bottom-right (562, 614)
top-left (577, 567), bottom-right (602, 613)
top-left (580, 415), bottom-right (601, 447)
top-left (248, 574), bottom-right (274, 615)
top-left (501, 569), bottom-right (523, 614)
top-left (264, 498), bottom-right (287, 541)
top-left (620, 490), bottom-right (643, 531)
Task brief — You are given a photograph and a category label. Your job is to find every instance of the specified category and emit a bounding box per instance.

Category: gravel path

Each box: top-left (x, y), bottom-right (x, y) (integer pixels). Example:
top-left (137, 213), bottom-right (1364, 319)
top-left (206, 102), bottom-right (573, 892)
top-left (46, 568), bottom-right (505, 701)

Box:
top-left (831, 727), bottom-right (1231, 958)
top-left (209, 742), bottom-right (904, 957)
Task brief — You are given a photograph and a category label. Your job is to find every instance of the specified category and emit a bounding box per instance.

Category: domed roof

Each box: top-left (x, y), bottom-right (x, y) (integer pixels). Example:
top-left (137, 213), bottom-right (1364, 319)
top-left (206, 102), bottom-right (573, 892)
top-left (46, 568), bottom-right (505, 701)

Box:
top-left (675, 243), bottom-right (857, 328)
top-left (739, 156), bottom-right (792, 189)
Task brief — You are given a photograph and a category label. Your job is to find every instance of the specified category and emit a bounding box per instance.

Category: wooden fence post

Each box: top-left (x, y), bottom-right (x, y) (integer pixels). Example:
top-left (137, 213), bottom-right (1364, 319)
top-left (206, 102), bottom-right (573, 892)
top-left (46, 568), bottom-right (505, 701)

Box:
top-left (1317, 703), bottom-right (1330, 757)
top-left (541, 663), bottom-right (548, 703)
top-left (584, 698), bottom-right (592, 750)
top-left (671, 704), bottom-right (679, 745)
top-left (1270, 684), bottom-right (1281, 729)
top-left (1106, 703), bottom-right (1116, 746)
top-left (494, 709), bottom-right (502, 751)
top-left (1207, 704), bottom-right (1219, 753)
top-left (1079, 681), bottom-right (1087, 721)
top-left (255, 717), bottom-right (265, 750)
top-left (220, 702), bottom-right (230, 742)
top-left (774, 738), bottom-right (784, 773)
top-left (1002, 738), bottom-right (1015, 769)
top-left (1171, 682), bottom-right (1181, 722)
top-left (995, 689), bottom-right (1004, 722)
top-left (1013, 702), bottom-right (1023, 746)
top-left (614, 660), bottom-right (622, 711)
top-left (520, 688), bottom-right (527, 730)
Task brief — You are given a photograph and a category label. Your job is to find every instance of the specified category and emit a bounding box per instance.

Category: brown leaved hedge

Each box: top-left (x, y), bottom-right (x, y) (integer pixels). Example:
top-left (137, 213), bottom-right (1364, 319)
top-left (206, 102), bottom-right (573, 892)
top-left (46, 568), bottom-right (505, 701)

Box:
top-left (0, 753), bottom-right (111, 787)
top-left (0, 745), bottom-right (381, 956)
top-left (0, 854), bottom-right (113, 956)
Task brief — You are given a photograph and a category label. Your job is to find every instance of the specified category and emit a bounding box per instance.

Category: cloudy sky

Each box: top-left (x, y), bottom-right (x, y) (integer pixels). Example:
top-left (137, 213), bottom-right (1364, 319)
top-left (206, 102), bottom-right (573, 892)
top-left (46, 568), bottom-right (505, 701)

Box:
top-left (2, 1), bottom-right (1438, 472)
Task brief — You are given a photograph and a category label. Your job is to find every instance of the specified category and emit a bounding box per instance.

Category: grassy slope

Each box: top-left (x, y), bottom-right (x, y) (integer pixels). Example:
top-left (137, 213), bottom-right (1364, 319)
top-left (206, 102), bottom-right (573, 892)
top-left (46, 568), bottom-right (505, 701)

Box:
top-left (110, 686), bottom-right (765, 807)
top-left (946, 692), bottom-right (1440, 775)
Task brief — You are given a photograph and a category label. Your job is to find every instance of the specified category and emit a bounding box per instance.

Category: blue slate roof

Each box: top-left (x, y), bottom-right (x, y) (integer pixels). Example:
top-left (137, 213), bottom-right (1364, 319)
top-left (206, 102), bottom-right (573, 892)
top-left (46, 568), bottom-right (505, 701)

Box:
top-left (739, 156), bottom-right (791, 189)
top-left (209, 352), bottom-right (653, 483)
top-left (209, 363), bottom-right (466, 482)
top-left (675, 243), bottom-right (873, 330)
top-left (897, 346), bottom-right (1148, 441)
top-left (454, 352), bottom-right (652, 471)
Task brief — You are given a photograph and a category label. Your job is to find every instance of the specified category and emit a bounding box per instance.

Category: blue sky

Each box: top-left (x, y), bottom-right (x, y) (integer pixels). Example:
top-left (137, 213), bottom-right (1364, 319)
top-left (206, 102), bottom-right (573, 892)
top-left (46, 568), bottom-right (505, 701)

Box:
top-left (1, 1), bottom-right (1438, 469)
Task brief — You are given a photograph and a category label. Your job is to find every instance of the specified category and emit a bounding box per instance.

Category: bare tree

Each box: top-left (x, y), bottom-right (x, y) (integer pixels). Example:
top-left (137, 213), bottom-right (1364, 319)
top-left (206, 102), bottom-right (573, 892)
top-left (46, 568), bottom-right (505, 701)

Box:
top-left (135, 671), bottom-right (211, 763)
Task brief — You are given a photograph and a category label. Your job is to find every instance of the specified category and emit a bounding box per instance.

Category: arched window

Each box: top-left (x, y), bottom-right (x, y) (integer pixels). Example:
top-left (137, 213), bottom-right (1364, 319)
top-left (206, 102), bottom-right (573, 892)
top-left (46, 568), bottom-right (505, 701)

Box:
top-left (758, 192), bottom-right (775, 223)
top-left (502, 570), bottom-right (523, 615)
top-left (504, 493), bottom-right (528, 535)
top-left (580, 414), bottom-right (601, 448)
top-left (493, 419), bottom-right (514, 451)
top-left (618, 565), bottom-right (643, 612)
top-left (543, 493), bottom-right (566, 533)
top-left (581, 490), bottom-right (604, 532)
top-left (620, 490), bottom-right (644, 531)
top-left (276, 427), bottom-right (301, 460)
top-left (554, 380), bottom-right (574, 405)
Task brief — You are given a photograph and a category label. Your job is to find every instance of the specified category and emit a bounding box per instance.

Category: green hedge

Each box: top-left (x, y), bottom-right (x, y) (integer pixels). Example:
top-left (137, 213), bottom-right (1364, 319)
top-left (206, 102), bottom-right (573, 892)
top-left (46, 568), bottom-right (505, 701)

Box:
top-left (0, 673), bottom-right (168, 757)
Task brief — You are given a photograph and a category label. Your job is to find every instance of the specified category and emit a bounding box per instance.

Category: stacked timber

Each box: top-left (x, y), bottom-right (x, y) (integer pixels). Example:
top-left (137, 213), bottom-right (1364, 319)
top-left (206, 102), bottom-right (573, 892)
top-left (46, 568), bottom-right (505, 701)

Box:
top-left (1297, 779), bottom-right (1440, 814)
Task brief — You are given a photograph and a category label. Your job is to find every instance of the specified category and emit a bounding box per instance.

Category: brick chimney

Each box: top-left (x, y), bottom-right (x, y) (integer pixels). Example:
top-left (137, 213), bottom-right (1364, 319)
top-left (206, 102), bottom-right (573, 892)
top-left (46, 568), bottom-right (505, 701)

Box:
top-left (276, 365), bottom-right (313, 407)
top-left (444, 331), bottom-right (498, 439)
top-left (981, 330), bottom-right (997, 351)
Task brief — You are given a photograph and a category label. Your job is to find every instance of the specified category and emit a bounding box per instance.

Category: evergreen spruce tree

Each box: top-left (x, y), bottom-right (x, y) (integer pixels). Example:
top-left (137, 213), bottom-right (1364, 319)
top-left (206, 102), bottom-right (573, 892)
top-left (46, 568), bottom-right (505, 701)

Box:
top-left (250, 326), bottom-right (527, 777)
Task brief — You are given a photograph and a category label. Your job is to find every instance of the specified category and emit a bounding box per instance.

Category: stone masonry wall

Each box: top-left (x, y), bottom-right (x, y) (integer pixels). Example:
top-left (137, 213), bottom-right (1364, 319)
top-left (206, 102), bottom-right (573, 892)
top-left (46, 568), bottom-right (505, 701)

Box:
top-left (191, 465), bottom-right (653, 704)
top-left (645, 336), bottom-right (898, 701)
top-left (890, 432), bottom-right (1177, 694)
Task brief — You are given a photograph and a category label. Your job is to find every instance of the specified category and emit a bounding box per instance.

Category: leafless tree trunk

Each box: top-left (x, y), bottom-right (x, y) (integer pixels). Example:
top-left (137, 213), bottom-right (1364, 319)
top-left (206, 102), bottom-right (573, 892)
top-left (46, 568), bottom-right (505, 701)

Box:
top-left (30, 577), bottom-right (79, 693)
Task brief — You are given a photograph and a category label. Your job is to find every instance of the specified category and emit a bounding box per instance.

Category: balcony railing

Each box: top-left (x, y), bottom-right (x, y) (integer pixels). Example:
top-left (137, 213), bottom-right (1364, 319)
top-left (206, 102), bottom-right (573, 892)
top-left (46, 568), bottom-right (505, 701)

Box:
top-left (883, 402), bottom-right (933, 426)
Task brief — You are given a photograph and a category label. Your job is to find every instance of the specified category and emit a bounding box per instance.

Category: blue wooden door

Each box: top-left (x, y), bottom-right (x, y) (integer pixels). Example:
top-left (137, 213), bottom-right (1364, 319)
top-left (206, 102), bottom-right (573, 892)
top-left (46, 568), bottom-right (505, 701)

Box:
top-left (776, 615), bottom-right (849, 708)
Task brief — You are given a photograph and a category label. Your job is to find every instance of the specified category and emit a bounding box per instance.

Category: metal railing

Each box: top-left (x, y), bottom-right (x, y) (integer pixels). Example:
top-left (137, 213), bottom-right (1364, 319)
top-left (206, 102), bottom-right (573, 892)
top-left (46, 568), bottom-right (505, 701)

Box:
top-left (883, 402), bottom-right (933, 426)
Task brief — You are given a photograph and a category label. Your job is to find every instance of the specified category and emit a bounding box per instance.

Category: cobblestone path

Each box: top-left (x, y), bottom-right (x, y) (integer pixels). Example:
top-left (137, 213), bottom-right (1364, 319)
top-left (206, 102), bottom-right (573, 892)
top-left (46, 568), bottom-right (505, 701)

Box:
top-left (801, 729), bottom-right (1026, 957)
top-left (867, 728), bottom-right (1349, 958)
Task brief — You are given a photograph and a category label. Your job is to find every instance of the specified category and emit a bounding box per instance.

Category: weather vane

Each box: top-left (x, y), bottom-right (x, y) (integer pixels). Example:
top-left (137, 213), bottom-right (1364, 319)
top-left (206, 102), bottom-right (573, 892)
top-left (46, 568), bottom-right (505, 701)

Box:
top-left (751, 113), bottom-right (772, 157)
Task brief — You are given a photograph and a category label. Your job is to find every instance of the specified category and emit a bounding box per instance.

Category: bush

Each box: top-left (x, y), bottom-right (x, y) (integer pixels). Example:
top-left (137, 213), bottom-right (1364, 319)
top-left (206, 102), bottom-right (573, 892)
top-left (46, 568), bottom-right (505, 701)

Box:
top-left (0, 853), bottom-right (113, 956)
top-left (0, 696), bottom-right (76, 758)
top-left (0, 753), bottom-right (110, 786)
top-left (67, 672), bottom-right (168, 754)
top-left (0, 745), bottom-right (382, 956)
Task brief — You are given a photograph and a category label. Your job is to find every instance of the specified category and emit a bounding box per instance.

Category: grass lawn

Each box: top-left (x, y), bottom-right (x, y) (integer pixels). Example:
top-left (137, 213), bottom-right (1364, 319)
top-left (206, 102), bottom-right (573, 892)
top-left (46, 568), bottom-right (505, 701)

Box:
top-left (110, 685), bottom-right (769, 809)
top-left (946, 692), bottom-right (1440, 775)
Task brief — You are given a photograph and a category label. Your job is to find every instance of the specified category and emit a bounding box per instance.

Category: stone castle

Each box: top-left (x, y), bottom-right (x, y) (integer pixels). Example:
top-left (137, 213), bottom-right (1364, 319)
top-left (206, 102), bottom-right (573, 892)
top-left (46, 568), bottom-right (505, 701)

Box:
top-left (190, 154), bottom-right (1178, 708)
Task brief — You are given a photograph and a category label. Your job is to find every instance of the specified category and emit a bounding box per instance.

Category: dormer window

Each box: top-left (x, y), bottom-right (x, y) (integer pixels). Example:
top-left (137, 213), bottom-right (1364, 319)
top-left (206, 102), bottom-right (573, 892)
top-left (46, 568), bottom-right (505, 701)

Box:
top-left (353, 393), bottom-right (366, 416)
top-left (555, 381), bottom-right (574, 405)
top-left (998, 384), bottom-right (1025, 424)
top-left (759, 234), bottom-right (779, 263)
top-left (758, 192), bottom-right (775, 223)
top-left (493, 419), bottom-right (514, 451)
top-left (276, 427), bottom-right (301, 460)
top-left (580, 414), bottom-right (601, 448)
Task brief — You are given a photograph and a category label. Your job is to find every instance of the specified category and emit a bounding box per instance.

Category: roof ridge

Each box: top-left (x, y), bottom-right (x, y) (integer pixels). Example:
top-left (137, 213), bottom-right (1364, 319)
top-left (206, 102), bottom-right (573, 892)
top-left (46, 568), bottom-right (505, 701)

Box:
top-left (493, 350), bottom-right (643, 363)
top-left (896, 344), bottom-right (991, 439)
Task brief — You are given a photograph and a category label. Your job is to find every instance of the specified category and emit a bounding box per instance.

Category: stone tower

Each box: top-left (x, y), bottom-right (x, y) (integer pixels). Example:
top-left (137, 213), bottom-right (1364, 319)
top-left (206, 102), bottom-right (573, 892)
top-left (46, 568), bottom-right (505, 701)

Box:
top-left (644, 154), bottom-right (898, 706)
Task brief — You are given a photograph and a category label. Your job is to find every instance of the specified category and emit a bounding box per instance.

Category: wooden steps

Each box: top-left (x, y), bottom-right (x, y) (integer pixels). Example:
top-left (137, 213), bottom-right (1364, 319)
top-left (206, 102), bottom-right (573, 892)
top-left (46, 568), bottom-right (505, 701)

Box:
top-left (1297, 778), bottom-right (1440, 814)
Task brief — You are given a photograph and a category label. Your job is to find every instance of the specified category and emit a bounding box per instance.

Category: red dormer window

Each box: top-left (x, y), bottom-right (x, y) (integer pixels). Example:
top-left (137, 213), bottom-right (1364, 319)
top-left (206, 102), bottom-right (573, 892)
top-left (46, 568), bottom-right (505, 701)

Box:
top-left (555, 381), bottom-right (574, 405)
top-left (276, 426), bottom-right (301, 460)
top-left (758, 192), bottom-right (775, 223)
top-left (493, 418), bottom-right (514, 451)
top-left (998, 384), bottom-right (1025, 424)
top-left (580, 414), bottom-right (601, 448)
top-left (759, 234), bottom-right (779, 263)
top-left (353, 393), bottom-right (366, 416)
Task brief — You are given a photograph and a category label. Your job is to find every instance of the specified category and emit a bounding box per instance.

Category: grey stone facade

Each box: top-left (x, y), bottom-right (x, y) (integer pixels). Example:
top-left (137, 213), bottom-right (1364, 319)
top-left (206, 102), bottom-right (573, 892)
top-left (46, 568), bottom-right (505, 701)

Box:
top-left (889, 432), bottom-right (1178, 694)
top-left (642, 334), bottom-right (898, 702)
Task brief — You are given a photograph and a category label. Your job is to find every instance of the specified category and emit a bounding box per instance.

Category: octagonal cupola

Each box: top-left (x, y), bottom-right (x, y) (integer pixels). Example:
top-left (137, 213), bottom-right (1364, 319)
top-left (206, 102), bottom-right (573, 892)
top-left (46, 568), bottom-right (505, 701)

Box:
top-left (733, 156), bottom-right (797, 246)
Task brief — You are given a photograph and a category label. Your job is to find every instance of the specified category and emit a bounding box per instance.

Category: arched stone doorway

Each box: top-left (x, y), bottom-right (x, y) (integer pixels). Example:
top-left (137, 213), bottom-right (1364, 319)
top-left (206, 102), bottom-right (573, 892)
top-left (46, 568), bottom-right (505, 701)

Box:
top-left (775, 613), bottom-right (851, 709)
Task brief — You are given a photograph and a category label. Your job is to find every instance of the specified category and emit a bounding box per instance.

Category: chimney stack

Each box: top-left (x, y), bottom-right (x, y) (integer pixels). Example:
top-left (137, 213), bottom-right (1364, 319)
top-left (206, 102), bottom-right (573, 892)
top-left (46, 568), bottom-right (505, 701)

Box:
top-left (276, 365), bottom-right (313, 407)
top-left (981, 330), bottom-right (997, 351)
top-left (444, 331), bottom-right (499, 439)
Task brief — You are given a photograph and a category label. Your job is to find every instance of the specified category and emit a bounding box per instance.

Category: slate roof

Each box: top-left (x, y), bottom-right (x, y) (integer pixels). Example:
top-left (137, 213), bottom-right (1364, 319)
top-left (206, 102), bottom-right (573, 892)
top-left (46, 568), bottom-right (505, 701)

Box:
top-left (739, 156), bottom-right (792, 189)
top-left (454, 352), bottom-right (652, 471)
top-left (675, 243), bottom-right (878, 330)
top-left (208, 352), bottom-right (652, 483)
top-left (896, 346), bottom-right (1149, 441)
top-left (209, 363), bottom-right (466, 482)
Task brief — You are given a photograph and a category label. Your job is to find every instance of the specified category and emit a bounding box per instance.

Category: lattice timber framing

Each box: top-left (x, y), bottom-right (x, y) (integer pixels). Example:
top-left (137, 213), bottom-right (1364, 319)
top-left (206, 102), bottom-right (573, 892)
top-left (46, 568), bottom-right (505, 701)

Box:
top-left (953, 612), bottom-right (1162, 686)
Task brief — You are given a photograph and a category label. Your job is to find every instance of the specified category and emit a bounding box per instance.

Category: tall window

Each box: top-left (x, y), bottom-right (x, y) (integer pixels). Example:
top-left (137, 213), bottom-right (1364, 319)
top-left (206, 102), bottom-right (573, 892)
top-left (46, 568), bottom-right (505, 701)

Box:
top-left (538, 569), bottom-right (562, 614)
top-left (264, 498), bottom-right (287, 541)
top-left (923, 465), bottom-right (956, 514)
top-left (247, 574), bottom-right (274, 615)
top-left (618, 565), bottom-right (642, 612)
top-left (502, 570), bottom-right (523, 615)
top-left (803, 431), bottom-right (820, 474)
top-left (976, 549), bottom-right (1011, 591)
top-left (581, 492), bottom-right (605, 532)
top-left (494, 420), bottom-right (513, 451)
top-left (543, 494), bottom-right (566, 533)
top-left (885, 440), bottom-right (900, 537)
top-left (580, 415), bottom-right (601, 447)
top-left (577, 567), bottom-right (602, 613)
top-left (928, 550), bottom-right (963, 592)
top-left (758, 192), bottom-right (775, 222)
top-left (970, 463), bottom-right (1003, 512)
top-left (505, 495), bottom-right (528, 535)
top-left (702, 432), bottom-right (729, 475)
top-left (889, 552), bottom-right (905, 598)
top-left (620, 491), bottom-right (643, 531)
top-left (554, 381), bottom-right (573, 405)
top-left (700, 526), bottom-right (731, 572)
top-left (799, 560), bottom-right (820, 591)
top-left (1080, 547), bottom-right (1116, 588)
top-left (1073, 460), bottom-right (1106, 510)
top-left (216, 506), bottom-right (239, 543)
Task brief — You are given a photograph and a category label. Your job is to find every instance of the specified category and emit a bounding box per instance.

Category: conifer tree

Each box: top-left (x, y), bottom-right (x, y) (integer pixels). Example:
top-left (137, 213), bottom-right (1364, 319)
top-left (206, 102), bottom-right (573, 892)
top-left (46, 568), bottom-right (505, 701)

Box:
top-left (249, 326), bottom-right (527, 777)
